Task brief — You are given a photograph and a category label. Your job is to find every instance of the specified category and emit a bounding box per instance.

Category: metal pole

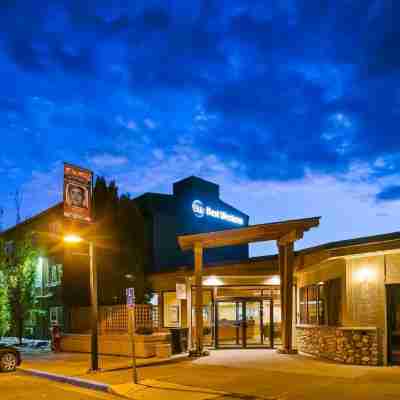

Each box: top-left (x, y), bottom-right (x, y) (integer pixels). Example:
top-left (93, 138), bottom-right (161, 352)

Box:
top-left (89, 241), bottom-right (99, 371)
top-left (129, 307), bottom-right (138, 384)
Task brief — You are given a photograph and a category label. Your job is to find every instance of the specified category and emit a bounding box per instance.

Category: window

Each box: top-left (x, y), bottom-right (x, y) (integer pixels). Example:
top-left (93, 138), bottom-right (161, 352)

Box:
top-left (4, 241), bottom-right (14, 258)
top-left (35, 257), bottom-right (46, 294)
top-left (150, 293), bottom-right (159, 306)
top-left (49, 221), bottom-right (62, 234)
top-left (299, 278), bottom-right (341, 326)
top-left (49, 306), bottom-right (63, 326)
top-left (163, 292), bottom-right (180, 328)
top-left (47, 263), bottom-right (63, 286)
top-left (299, 284), bottom-right (324, 325)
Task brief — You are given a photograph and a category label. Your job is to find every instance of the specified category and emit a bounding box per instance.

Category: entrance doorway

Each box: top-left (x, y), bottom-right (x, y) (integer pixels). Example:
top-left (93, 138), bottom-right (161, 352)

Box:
top-left (215, 298), bottom-right (280, 348)
top-left (387, 284), bottom-right (400, 364)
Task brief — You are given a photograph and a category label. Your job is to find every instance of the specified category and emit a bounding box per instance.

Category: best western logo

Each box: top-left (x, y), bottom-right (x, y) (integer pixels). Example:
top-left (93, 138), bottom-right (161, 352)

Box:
top-left (192, 200), bottom-right (244, 225)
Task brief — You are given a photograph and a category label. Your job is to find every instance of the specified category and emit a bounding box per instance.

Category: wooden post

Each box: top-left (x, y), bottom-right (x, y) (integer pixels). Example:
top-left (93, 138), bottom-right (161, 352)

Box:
top-left (278, 238), bottom-right (296, 354)
top-left (186, 277), bottom-right (193, 351)
top-left (194, 243), bottom-right (203, 354)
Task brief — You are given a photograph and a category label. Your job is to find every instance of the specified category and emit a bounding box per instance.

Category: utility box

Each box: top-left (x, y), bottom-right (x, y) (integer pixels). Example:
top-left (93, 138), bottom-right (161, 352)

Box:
top-left (169, 328), bottom-right (188, 354)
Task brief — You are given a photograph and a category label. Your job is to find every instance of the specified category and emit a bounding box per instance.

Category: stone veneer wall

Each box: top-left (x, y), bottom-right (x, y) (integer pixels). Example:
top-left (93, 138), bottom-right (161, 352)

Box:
top-left (296, 326), bottom-right (379, 366)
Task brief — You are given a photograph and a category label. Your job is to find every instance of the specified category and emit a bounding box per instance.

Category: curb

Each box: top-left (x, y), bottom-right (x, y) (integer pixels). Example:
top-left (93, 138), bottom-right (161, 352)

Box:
top-left (18, 368), bottom-right (110, 392)
top-left (103, 354), bottom-right (190, 372)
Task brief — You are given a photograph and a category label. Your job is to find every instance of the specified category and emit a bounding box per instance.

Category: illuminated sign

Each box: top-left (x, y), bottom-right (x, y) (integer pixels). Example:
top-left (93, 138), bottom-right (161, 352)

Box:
top-left (192, 200), bottom-right (244, 225)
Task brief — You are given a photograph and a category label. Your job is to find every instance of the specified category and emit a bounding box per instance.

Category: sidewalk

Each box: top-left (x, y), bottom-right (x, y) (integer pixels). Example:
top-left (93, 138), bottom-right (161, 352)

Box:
top-left (17, 349), bottom-right (400, 400)
top-left (18, 352), bottom-right (237, 400)
top-left (20, 351), bottom-right (188, 375)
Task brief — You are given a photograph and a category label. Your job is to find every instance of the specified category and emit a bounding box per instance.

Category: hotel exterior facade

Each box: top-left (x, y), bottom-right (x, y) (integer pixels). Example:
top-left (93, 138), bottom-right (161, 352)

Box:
top-left (2, 175), bottom-right (400, 366)
top-left (151, 231), bottom-right (400, 365)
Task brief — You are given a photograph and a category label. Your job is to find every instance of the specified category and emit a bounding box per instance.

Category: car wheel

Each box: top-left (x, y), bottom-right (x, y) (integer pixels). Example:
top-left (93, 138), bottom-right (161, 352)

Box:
top-left (0, 352), bottom-right (17, 372)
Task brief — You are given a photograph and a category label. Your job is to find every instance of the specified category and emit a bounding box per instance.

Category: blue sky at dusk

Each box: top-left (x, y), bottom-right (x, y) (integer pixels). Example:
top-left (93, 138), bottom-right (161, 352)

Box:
top-left (1, 1), bottom-right (400, 255)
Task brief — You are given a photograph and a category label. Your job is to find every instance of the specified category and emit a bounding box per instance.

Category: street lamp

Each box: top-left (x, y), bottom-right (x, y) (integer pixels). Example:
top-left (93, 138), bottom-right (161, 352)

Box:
top-left (64, 234), bottom-right (83, 244)
top-left (64, 234), bottom-right (99, 372)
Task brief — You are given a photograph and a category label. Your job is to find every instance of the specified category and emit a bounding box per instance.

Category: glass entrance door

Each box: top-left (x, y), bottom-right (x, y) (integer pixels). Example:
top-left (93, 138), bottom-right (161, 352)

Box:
top-left (216, 298), bottom-right (273, 348)
top-left (245, 301), bottom-right (262, 346)
top-left (388, 285), bottom-right (400, 364)
top-left (216, 301), bottom-right (244, 347)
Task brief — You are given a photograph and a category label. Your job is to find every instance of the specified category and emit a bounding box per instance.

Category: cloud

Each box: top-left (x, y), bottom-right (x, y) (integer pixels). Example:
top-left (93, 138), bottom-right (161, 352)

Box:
top-left (116, 116), bottom-right (139, 131)
top-left (107, 144), bottom-right (400, 256)
top-left (2, 0), bottom-right (400, 243)
top-left (144, 118), bottom-right (157, 130)
top-left (89, 153), bottom-right (129, 168)
top-left (376, 185), bottom-right (400, 202)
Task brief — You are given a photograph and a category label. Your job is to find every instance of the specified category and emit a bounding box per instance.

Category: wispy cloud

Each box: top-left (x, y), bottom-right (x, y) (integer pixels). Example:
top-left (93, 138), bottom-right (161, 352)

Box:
top-left (144, 118), bottom-right (157, 130)
top-left (88, 153), bottom-right (129, 168)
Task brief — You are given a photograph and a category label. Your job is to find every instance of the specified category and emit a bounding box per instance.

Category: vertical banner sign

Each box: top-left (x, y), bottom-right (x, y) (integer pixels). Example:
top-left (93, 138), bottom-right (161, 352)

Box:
top-left (64, 163), bottom-right (93, 222)
top-left (176, 283), bottom-right (187, 300)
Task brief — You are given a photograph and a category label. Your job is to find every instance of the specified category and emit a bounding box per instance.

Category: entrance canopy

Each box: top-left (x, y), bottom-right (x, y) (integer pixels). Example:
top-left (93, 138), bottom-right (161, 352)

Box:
top-left (178, 217), bottom-right (321, 251)
top-left (178, 216), bottom-right (320, 356)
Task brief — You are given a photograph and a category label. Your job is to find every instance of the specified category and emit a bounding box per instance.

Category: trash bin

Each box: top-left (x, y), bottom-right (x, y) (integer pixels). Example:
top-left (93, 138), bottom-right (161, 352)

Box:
top-left (169, 328), bottom-right (188, 354)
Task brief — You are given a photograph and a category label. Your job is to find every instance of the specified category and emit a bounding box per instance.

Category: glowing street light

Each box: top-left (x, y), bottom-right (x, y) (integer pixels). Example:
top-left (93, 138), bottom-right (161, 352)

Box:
top-left (64, 234), bottom-right (83, 244)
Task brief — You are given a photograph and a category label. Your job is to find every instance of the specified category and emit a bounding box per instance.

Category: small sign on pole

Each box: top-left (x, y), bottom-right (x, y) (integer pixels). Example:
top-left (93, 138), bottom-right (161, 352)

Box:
top-left (126, 287), bottom-right (135, 308)
top-left (126, 287), bottom-right (138, 384)
top-left (176, 283), bottom-right (187, 300)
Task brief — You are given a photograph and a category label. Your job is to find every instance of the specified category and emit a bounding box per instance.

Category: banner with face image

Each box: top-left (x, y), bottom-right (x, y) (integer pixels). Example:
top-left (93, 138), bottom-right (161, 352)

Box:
top-left (63, 163), bottom-right (93, 222)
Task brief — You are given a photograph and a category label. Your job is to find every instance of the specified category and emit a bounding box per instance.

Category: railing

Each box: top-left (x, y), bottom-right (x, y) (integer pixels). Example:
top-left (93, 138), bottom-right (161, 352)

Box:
top-left (68, 304), bottom-right (160, 333)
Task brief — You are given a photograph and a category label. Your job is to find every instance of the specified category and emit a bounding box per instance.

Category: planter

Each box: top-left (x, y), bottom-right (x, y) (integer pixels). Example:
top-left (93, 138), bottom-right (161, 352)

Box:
top-left (60, 332), bottom-right (171, 358)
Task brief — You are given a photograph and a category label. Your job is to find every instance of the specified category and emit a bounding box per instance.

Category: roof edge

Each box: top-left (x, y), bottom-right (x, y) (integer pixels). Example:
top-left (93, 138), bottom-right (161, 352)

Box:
top-left (0, 202), bottom-right (63, 236)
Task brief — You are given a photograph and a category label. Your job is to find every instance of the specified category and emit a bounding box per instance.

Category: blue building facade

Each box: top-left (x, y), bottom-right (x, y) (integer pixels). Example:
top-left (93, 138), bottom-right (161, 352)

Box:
top-left (135, 176), bottom-right (249, 272)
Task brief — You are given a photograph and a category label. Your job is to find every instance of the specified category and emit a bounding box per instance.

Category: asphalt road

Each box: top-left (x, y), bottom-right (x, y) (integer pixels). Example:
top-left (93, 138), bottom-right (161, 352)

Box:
top-left (0, 372), bottom-right (120, 400)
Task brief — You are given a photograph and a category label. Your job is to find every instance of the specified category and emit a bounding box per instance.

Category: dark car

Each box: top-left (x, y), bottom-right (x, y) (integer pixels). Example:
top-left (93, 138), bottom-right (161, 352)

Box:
top-left (0, 344), bottom-right (21, 372)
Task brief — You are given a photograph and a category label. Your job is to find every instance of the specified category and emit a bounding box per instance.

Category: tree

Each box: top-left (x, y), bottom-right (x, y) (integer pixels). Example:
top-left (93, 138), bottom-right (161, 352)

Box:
top-left (0, 235), bottom-right (39, 344)
top-left (0, 272), bottom-right (10, 337)
top-left (118, 194), bottom-right (152, 304)
top-left (92, 177), bottom-right (152, 305)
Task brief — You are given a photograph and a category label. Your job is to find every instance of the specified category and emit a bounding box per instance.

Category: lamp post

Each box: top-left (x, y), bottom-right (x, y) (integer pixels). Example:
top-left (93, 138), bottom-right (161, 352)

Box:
top-left (64, 234), bottom-right (99, 372)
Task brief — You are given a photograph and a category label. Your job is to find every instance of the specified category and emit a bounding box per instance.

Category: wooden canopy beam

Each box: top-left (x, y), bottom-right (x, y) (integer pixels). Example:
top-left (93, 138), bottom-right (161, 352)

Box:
top-left (178, 217), bottom-right (321, 252)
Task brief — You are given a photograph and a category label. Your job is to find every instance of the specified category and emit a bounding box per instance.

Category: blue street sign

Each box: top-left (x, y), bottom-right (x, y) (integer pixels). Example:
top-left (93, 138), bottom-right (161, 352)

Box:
top-left (126, 287), bottom-right (135, 307)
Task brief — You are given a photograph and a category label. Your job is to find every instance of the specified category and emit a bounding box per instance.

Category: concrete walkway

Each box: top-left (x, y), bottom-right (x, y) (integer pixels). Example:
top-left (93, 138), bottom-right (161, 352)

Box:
top-left (21, 351), bottom-right (188, 375)
top-left (19, 349), bottom-right (400, 400)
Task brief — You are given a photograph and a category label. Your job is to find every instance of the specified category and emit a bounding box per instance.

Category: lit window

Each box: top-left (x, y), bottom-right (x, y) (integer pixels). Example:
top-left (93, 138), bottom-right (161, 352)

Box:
top-left (163, 292), bottom-right (180, 328)
top-left (299, 278), bottom-right (341, 326)
top-left (47, 263), bottom-right (63, 287)
top-left (35, 257), bottom-right (44, 289)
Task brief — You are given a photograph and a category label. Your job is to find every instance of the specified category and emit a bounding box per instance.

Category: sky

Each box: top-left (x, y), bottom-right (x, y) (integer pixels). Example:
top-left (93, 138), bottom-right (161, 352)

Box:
top-left (1, 1), bottom-right (400, 256)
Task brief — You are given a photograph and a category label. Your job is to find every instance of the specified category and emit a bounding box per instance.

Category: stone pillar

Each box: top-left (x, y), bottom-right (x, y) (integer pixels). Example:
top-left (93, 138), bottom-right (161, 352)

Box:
top-left (278, 240), bottom-right (296, 353)
top-left (194, 243), bottom-right (203, 354)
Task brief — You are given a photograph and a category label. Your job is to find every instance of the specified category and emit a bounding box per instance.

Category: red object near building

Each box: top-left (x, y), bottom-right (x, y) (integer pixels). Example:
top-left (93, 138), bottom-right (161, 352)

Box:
top-left (51, 324), bottom-right (61, 353)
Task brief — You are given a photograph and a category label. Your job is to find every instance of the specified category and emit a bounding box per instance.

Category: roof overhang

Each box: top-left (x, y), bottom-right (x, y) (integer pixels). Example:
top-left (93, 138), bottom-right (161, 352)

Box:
top-left (178, 216), bottom-right (321, 251)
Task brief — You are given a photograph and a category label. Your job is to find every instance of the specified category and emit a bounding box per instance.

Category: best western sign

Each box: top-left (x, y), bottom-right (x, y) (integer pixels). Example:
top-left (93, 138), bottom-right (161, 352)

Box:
top-left (192, 200), bottom-right (244, 225)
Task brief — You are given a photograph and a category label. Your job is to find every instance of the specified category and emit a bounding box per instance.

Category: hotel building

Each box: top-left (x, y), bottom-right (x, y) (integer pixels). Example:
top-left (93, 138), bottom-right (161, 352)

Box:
top-left (2, 176), bottom-right (400, 366)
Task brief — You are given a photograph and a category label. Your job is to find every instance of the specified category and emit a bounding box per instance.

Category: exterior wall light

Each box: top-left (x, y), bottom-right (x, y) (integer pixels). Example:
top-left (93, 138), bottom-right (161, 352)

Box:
top-left (265, 275), bottom-right (280, 285)
top-left (358, 267), bottom-right (374, 283)
top-left (203, 276), bottom-right (223, 286)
